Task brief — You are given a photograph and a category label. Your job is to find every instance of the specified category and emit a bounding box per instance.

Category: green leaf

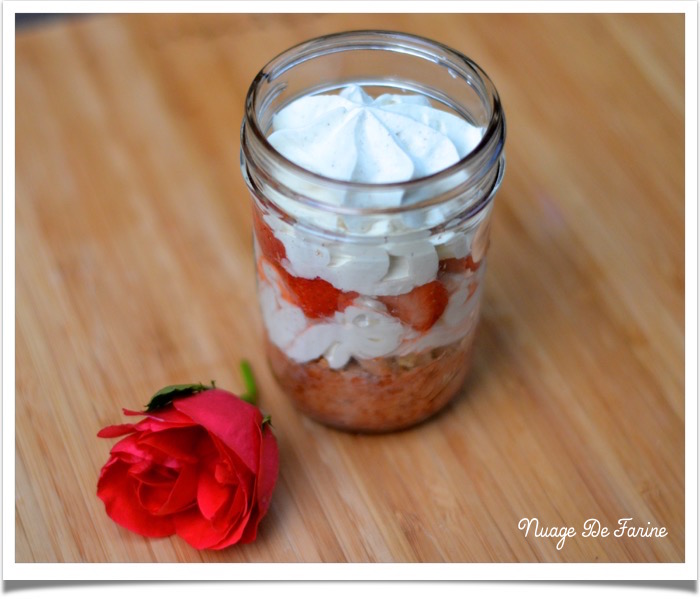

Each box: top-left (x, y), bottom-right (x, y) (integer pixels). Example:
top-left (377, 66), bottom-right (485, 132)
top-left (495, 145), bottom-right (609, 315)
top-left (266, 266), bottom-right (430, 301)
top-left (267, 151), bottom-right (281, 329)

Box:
top-left (239, 360), bottom-right (258, 405)
top-left (261, 414), bottom-right (272, 428)
top-left (145, 382), bottom-right (213, 412)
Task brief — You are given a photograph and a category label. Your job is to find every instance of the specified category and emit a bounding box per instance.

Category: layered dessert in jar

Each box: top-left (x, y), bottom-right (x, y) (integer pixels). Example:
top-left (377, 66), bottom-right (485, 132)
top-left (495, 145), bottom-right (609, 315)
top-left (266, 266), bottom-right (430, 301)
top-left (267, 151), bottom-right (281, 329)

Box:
top-left (240, 32), bottom-right (506, 432)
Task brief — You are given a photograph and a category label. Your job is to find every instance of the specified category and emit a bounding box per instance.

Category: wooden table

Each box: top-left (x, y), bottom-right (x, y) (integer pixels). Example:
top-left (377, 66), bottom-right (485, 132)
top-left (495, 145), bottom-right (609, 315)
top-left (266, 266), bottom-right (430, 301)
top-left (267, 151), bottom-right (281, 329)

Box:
top-left (14, 12), bottom-right (686, 564)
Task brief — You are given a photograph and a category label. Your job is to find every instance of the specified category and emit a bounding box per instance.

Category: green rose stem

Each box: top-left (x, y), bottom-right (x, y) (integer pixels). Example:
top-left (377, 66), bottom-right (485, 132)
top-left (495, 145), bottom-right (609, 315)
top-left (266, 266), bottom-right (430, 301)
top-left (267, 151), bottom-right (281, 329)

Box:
top-left (238, 361), bottom-right (272, 427)
top-left (239, 359), bottom-right (258, 406)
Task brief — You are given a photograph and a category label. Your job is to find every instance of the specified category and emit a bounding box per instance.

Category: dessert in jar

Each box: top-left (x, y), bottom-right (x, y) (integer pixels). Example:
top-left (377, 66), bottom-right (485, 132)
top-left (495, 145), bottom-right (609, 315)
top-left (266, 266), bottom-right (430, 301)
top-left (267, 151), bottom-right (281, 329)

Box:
top-left (240, 31), bottom-right (506, 432)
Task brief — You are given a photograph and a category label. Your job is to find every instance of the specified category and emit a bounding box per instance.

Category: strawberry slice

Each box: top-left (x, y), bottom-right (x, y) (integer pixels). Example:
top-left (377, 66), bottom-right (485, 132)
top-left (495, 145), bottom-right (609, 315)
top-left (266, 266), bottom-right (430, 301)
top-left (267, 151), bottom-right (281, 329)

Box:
top-left (379, 280), bottom-right (449, 332)
top-left (253, 208), bottom-right (286, 263)
top-left (276, 266), bottom-right (358, 319)
top-left (438, 254), bottom-right (481, 274)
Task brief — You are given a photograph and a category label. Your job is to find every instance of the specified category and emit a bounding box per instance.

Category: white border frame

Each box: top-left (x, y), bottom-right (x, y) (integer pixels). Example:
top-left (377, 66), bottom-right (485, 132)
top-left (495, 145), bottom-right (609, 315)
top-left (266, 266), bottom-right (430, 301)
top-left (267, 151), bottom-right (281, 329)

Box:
top-left (3, 0), bottom-right (697, 583)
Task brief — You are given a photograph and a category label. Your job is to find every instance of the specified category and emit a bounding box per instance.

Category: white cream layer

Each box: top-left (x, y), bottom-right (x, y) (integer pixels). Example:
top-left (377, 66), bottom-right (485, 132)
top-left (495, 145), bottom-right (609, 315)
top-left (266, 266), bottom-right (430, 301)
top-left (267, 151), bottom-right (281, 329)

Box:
top-left (265, 211), bottom-right (485, 296)
top-left (258, 85), bottom-right (486, 367)
top-left (259, 258), bottom-right (483, 369)
top-left (268, 84), bottom-right (483, 184)
top-left (263, 85), bottom-right (486, 296)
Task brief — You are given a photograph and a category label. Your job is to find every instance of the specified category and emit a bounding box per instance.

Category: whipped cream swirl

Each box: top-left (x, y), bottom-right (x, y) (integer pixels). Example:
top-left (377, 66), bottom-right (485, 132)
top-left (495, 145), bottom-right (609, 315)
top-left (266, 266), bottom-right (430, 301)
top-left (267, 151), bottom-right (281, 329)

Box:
top-left (268, 84), bottom-right (483, 185)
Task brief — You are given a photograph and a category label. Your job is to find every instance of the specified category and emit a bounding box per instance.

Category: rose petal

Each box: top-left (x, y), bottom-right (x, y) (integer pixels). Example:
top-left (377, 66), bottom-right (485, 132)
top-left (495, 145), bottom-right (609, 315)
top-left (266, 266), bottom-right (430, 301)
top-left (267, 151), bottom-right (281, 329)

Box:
top-left (138, 427), bottom-right (202, 463)
top-left (209, 438), bottom-right (256, 528)
top-left (124, 405), bottom-right (192, 424)
top-left (217, 483), bottom-right (247, 530)
top-left (137, 478), bottom-right (172, 513)
top-left (109, 432), bottom-right (183, 470)
top-left (136, 413), bottom-right (195, 433)
top-left (173, 467), bottom-right (255, 550)
top-left (97, 457), bottom-right (175, 538)
top-left (173, 507), bottom-right (230, 550)
top-left (97, 424), bottom-right (137, 438)
top-left (197, 465), bottom-right (232, 521)
top-left (174, 390), bottom-right (262, 473)
top-left (256, 425), bottom-right (279, 516)
top-left (110, 441), bottom-right (175, 474)
top-left (156, 463), bottom-right (198, 516)
top-left (210, 435), bottom-right (254, 490)
top-left (124, 406), bottom-right (196, 434)
top-left (208, 489), bottom-right (252, 550)
top-left (129, 462), bottom-right (177, 486)
top-left (110, 434), bottom-right (152, 462)
top-left (239, 426), bottom-right (279, 544)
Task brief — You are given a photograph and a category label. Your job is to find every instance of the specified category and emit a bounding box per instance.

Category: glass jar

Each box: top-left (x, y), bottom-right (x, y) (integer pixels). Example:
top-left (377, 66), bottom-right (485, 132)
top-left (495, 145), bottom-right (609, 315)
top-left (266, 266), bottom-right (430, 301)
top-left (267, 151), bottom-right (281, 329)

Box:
top-left (240, 31), bottom-right (506, 432)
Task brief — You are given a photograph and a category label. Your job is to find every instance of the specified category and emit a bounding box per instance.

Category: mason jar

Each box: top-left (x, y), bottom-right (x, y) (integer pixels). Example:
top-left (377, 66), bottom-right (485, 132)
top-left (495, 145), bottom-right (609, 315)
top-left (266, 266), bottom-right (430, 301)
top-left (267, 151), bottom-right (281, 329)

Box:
top-left (240, 30), bottom-right (506, 432)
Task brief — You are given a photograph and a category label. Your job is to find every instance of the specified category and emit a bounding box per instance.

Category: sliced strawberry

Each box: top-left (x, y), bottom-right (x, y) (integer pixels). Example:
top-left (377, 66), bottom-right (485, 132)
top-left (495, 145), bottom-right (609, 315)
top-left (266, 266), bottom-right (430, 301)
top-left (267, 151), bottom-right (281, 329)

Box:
top-left (379, 280), bottom-right (449, 332)
top-left (336, 290), bottom-right (359, 313)
top-left (438, 254), bottom-right (481, 274)
top-left (252, 208), bottom-right (286, 263)
top-left (276, 266), bottom-right (358, 319)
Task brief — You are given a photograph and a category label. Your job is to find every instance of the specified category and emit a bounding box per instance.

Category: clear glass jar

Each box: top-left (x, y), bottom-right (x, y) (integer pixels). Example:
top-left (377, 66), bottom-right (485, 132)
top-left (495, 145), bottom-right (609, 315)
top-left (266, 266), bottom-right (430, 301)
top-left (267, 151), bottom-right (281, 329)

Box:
top-left (240, 31), bottom-right (505, 432)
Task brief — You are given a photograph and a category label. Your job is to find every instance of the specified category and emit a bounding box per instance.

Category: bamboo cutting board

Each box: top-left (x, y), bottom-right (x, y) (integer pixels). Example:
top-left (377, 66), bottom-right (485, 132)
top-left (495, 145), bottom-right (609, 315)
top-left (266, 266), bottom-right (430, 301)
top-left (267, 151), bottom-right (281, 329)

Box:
top-left (14, 12), bottom-right (685, 564)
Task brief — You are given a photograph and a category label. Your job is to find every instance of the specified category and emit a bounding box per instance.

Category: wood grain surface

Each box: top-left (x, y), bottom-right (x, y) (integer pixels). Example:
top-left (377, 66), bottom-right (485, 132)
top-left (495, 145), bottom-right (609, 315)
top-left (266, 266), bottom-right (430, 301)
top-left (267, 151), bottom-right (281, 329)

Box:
top-left (14, 12), bottom-right (685, 563)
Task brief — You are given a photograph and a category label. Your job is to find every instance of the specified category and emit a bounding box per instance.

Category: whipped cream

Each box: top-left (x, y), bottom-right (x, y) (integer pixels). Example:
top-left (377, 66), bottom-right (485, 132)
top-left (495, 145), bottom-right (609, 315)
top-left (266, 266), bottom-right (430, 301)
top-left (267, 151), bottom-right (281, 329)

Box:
top-left (259, 260), bottom-right (405, 368)
top-left (262, 205), bottom-right (490, 296)
top-left (259, 256), bottom-right (483, 369)
top-left (269, 85), bottom-right (483, 184)
top-left (270, 215), bottom-right (440, 295)
top-left (256, 85), bottom-right (488, 368)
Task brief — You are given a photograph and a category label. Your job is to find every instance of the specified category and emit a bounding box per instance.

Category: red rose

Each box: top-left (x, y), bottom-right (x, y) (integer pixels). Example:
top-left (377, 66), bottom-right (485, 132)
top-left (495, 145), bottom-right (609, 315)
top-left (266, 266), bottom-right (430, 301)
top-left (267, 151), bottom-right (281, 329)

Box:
top-left (97, 388), bottom-right (278, 550)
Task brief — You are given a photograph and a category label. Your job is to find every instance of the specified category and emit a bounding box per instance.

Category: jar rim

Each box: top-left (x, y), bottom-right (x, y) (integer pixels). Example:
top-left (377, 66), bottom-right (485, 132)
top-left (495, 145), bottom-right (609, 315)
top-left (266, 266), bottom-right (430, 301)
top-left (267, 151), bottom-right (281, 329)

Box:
top-left (241, 30), bottom-right (506, 215)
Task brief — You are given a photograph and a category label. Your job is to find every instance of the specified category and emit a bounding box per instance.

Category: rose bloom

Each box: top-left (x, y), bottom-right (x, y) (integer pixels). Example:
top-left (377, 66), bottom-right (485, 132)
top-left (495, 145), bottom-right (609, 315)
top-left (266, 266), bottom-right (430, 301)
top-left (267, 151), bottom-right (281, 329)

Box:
top-left (97, 389), bottom-right (278, 550)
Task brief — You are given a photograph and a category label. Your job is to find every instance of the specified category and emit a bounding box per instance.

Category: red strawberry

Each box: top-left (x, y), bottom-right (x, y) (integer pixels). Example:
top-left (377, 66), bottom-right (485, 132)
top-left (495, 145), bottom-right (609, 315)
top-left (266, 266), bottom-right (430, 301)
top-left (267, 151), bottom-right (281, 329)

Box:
top-left (276, 266), bottom-right (358, 319)
top-left (253, 208), bottom-right (286, 263)
top-left (438, 254), bottom-right (481, 274)
top-left (379, 280), bottom-right (449, 332)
